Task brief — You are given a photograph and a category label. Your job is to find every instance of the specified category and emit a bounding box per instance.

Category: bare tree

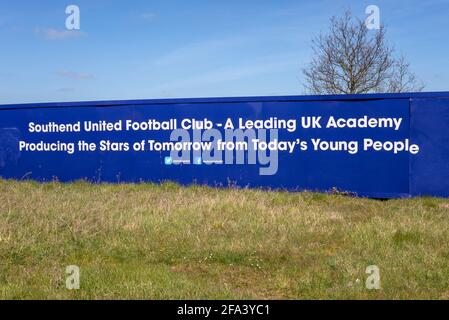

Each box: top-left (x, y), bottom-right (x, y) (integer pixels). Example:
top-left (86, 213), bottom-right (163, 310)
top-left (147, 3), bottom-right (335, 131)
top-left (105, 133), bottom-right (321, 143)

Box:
top-left (303, 12), bottom-right (424, 94)
top-left (387, 56), bottom-right (425, 93)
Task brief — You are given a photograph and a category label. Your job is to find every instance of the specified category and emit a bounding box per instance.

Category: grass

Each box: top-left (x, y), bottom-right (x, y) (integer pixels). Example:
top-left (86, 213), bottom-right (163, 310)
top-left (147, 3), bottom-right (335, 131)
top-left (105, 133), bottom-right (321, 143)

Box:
top-left (0, 179), bottom-right (449, 300)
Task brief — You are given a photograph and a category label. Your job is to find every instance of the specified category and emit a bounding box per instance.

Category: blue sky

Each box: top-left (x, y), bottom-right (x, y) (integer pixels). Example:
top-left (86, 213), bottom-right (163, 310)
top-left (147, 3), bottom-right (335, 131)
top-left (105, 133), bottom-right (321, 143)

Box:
top-left (0, 0), bottom-right (448, 104)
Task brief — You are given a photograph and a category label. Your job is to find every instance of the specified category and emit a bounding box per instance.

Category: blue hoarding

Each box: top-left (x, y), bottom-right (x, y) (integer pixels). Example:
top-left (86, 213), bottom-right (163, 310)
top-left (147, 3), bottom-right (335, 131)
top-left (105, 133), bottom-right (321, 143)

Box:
top-left (1, 92), bottom-right (448, 198)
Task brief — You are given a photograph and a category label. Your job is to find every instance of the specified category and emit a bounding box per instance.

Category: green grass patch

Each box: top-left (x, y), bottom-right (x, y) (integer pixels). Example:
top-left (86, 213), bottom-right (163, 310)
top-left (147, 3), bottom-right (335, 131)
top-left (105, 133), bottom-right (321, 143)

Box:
top-left (0, 179), bottom-right (449, 299)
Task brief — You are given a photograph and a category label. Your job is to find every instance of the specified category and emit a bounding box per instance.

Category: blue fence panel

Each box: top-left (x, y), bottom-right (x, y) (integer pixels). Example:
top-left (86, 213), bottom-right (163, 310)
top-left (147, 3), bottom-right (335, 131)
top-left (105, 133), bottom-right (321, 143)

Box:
top-left (410, 97), bottom-right (449, 197)
top-left (0, 92), bottom-right (448, 198)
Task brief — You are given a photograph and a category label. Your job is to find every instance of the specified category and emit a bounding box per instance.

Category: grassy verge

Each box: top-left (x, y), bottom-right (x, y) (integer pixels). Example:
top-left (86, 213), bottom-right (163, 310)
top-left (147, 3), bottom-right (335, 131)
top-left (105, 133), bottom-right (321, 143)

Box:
top-left (0, 179), bottom-right (448, 299)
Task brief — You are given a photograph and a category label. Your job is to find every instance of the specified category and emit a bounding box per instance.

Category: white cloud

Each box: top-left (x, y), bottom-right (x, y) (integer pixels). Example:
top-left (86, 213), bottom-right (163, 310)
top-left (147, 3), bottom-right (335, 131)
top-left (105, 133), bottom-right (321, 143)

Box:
top-left (140, 12), bottom-right (157, 20)
top-left (57, 87), bottom-right (76, 92)
top-left (149, 54), bottom-right (298, 92)
top-left (153, 37), bottom-right (245, 67)
top-left (35, 27), bottom-right (85, 40)
top-left (56, 70), bottom-right (94, 80)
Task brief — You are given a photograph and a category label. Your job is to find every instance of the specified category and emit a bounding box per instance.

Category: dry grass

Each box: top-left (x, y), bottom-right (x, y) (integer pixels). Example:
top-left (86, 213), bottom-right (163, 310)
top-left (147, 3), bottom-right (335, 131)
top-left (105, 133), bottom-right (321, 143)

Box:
top-left (0, 179), bottom-right (448, 299)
